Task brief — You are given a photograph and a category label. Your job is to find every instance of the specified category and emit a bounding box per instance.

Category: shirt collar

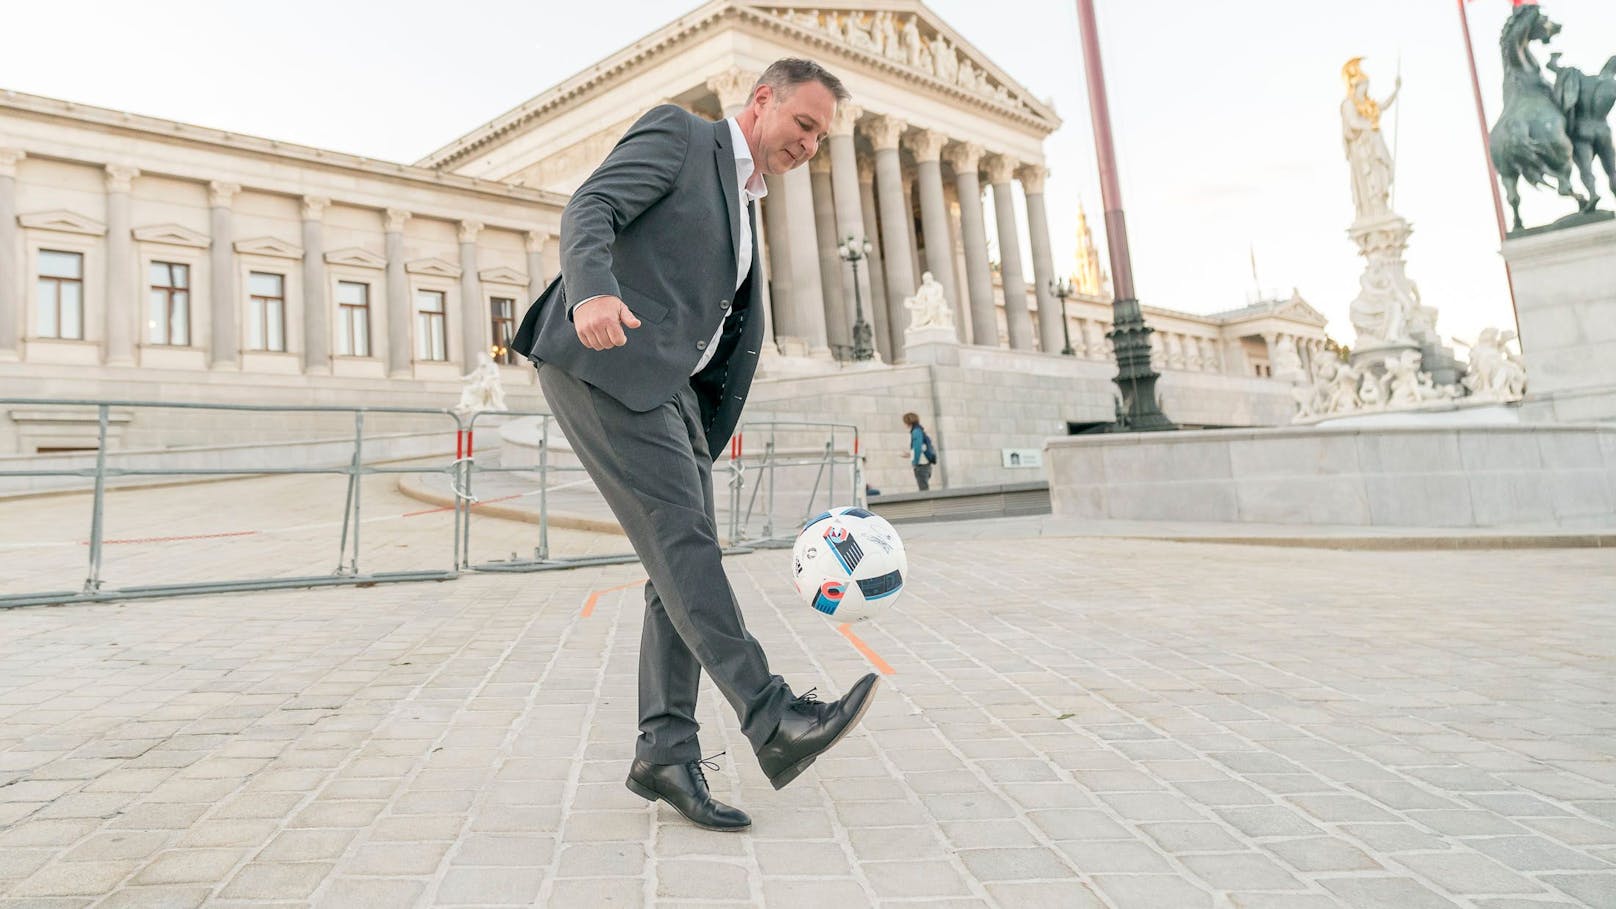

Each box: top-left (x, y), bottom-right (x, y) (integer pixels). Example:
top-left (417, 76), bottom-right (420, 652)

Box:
top-left (726, 117), bottom-right (768, 201)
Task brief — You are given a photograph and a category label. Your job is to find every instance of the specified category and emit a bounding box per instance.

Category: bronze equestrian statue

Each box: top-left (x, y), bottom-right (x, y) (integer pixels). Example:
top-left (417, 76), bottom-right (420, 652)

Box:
top-left (1548, 50), bottom-right (1616, 213)
top-left (1489, 4), bottom-right (1615, 232)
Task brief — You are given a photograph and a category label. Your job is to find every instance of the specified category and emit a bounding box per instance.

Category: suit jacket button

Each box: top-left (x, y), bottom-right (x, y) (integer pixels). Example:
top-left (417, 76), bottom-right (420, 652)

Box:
top-left (720, 299), bottom-right (731, 310)
top-left (695, 340), bottom-right (708, 350)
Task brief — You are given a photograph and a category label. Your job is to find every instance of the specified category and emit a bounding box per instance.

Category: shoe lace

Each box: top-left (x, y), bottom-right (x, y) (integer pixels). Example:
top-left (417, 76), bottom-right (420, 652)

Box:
top-left (691, 750), bottom-right (725, 786)
top-left (793, 687), bottom-right (819, 708)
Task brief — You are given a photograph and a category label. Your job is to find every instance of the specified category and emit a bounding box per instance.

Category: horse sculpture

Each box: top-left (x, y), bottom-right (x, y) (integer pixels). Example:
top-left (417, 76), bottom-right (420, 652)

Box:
top-left (1489, 5), bottom-right (1586, 231)
top-left (1548, 51), bottom-right (1616, 211)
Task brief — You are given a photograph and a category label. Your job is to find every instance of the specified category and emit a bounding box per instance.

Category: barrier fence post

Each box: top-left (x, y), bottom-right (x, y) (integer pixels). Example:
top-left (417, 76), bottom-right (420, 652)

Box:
top-left (350, 411), bottom-right (364, 576)
top-left (537, 417), bottom-right (550, 561)
top-left (82, 404), bottom-right (110, 594)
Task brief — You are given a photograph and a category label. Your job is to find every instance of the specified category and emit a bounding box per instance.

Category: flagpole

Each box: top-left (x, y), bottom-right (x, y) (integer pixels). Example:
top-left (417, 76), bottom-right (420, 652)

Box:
top-left (1390, 52), bottom-right (1402, 210)
top-left (1457, 0), bottom-right (1521, 339)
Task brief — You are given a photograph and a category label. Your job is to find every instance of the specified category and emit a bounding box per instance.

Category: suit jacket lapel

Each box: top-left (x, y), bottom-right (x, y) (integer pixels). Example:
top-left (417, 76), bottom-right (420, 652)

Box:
top-left (714, 120), bottom-right (741, 279)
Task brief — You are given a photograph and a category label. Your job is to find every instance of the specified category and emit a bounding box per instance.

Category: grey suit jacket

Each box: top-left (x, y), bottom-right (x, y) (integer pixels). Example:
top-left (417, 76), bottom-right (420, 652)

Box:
top-left (514, 104), bottom-right (765, 459)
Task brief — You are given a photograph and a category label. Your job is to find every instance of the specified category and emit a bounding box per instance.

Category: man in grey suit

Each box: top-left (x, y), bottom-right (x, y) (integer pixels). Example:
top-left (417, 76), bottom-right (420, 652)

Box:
top-left (513, 59), bottom-right (880, 831)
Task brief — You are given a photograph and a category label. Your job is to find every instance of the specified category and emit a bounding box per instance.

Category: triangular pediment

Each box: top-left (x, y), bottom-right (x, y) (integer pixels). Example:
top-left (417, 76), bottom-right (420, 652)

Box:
top-left (1276, 295), bottom-right (1330, 326)
top-left (405, 256), bottom-right (462, 278)
top-left (478, 266), bottom-right (528, 285)
top-left (324, 247), bottom-right (386, 269)
top-left (234, 236), bottom-right (303, 259)
top-left (132, 223), bottom-right (211, 248)
top-left (18, 210), bottom-right (106, 236)
top-left (417, 0), bottom-right (1057, 172)
top-left (753, 3), bottom-right (1053, 119)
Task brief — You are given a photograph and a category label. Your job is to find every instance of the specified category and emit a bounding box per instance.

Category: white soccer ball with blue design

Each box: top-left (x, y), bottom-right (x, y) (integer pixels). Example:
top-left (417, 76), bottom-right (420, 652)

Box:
top-left (791, 506), bottom-right (907, 624)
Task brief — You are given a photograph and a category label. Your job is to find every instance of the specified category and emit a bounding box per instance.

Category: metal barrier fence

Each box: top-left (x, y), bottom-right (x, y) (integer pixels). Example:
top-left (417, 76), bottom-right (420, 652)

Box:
top-left (0, 400), bottom-right (860, 608)
top-left (724, 420), bottom-right (864, 548)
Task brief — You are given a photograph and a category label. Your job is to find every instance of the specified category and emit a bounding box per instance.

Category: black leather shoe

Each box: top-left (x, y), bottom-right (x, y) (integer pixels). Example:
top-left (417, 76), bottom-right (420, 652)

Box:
top-left (625, 753), bottom-right (751, 831)
top-left (756, 673), bottom-right (881, 790)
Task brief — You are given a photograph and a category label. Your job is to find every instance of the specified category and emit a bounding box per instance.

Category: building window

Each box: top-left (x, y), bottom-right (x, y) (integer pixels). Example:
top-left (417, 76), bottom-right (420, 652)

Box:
top-left (416, 289), bottom-right (447, 361)
top-left (247, 272), bottom-right (286, 352)
top-left (37, 249), bottom-right (85, 339)
top-left (147, 261), bottom-right (191, 346)
top-left (490, 296), bottom-right (516, 364)
top-left (336, 281), bottom-right (370, 357)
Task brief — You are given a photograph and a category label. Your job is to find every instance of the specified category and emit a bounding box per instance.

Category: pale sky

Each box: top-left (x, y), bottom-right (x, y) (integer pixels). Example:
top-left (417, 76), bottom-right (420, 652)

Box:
top-left (3, 0), bottom-right (1612, 347)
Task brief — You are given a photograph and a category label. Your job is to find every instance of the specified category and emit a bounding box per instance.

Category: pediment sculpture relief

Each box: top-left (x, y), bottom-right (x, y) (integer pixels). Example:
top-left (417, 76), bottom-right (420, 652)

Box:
top-left (767, 8), bottom-right (1028, 111)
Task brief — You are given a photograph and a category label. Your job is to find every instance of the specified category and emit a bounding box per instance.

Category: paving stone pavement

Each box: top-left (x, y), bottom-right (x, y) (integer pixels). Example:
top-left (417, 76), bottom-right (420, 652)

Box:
top-left (1, 476), bottom-right (1615, 907)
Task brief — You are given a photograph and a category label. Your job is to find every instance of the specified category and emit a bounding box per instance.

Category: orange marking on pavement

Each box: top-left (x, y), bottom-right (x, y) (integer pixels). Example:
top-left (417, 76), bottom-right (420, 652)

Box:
top-left (581, 578), bottom-right (647, 617)
top-left (838, 623), bottom-right (895, 675)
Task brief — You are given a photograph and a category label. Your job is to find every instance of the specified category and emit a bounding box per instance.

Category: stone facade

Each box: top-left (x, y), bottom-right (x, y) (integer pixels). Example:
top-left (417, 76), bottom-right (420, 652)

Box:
top-left (1, 0), bottom-right (1329, 463)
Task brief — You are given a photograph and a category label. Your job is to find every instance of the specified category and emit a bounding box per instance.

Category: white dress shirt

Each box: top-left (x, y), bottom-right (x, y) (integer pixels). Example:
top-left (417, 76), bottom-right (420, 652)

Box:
top-left (691, 117), bottom-right (768, 374)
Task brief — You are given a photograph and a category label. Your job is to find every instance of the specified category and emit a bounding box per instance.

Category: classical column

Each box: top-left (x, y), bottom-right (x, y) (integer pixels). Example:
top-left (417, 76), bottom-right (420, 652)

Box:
top-left (945, 143), bottom-right (995, 347)
top-left (782, 167), bottom-right (830, 356)
top-left (104, 165), bottom-right (139, 365)
top-left (864, 115), bottom-right (916, 361)
top-left (707, 67), bottom-right (757, 118)
top-left (760, 185), bottom-right (799, 350)
top-left (906, 130), bottom-right (958, 314)
top-left (301, 196), bottom-right (329, 372)
top-left (748, 201), bottom-right (780, 359)
top-left (808, 155), bottom-right (848, 352)
top-left (902, 169), bottom-right (922, 286)
top-left (1020, 165), bottom-right (1060, 353)
top-left (827, 104), bottom-right (876, 360)
top-left (525, 231), bottom-right (550, 303)
top-left (985, 155), bottom-right (1032, 350)
top-left (207, 181), bottom-right (239, 367)
top-left (384, 208), bottom-right (412, 376)
top-left (459, 220), bottom-right (484, 368)
top-left (944, 182), bottom-right (973, 344)
top-left (0, 150), bottom-right (23, 360)
top-left (856, 155), bottom-right (892, 361)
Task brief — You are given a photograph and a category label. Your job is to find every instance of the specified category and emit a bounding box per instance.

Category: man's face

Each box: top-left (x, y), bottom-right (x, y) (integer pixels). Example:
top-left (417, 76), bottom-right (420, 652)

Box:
top-left (751, 81), bottom-right (835, 176)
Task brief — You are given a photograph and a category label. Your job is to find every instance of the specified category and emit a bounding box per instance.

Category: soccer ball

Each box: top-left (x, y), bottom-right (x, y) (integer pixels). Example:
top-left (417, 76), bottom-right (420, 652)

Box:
top-left (791, 506), bottom-right (907, 624)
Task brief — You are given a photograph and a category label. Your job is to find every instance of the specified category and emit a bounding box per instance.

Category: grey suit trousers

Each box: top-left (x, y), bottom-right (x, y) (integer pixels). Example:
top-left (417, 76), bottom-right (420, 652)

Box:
top-left (538, 362), bottom-right (791, 764)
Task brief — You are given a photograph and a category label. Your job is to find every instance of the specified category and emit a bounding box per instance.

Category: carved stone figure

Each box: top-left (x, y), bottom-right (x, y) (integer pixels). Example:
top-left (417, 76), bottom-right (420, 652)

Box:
top-left (902, 15), bottom-right (924, 69)
top-left (1489, 4), bottom-right (1589, 230)
top-left (1340, 57), bottom-right (1400, 223)
top-left (934, 36), bottom-right (959, 83)
top-left (904, 271), bottom-right (955, 331)
top-left (454, 352), bottom-right (508, 416)
top-left (1272, 336), bottom-right (1305, 382)
top-left (877, 12), bottom-right (903, 63)
top-left (1547, 51), bottom-right (1616, 211)
top-left (1459, 327), bottom-right (1529, 402)
top-left (844, 13), bottom-right (877, 53)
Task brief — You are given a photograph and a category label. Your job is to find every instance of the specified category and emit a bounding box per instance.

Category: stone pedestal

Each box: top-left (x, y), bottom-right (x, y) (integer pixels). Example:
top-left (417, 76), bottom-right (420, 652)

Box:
top-left (901, 327), bottom-right (961, 365)
top-left (1504, 219), bottom-right (1616, 423)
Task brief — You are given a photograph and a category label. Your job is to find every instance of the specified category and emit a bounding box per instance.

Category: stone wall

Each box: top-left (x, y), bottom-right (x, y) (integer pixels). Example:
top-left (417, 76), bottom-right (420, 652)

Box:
top-left (1046, 424), bottom-right (1616, 529)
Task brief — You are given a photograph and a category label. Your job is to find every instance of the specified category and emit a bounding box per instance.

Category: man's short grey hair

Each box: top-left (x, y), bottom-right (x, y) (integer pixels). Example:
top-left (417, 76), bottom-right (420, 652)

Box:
top-left (753, 58), bottom-right (851, 104)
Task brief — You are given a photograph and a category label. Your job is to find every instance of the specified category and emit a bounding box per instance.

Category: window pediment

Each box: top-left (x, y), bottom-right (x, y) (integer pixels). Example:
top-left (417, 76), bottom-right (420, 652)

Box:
top-left (324, 247), bottom-right (386, 269)
top-left (18, 210), bottom-right (106, 236)
top-left (478, 266), bottom-right (528, 285)
top-left (406, 257), bottom-right (462, 278)
top-left (132, 223), bottom-right (211, 248)
top-left (234, 236), bottom-right (303, 259)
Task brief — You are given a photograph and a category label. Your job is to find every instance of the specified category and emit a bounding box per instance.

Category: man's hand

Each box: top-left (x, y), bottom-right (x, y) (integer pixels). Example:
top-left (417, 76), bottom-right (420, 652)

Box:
top-left (574, 296), bottom-right (642, 350)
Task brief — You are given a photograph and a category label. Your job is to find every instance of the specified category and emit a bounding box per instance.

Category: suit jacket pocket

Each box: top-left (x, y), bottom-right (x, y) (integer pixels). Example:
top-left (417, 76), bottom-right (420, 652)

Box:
top-left (615, 284), bottom-right (672, 325)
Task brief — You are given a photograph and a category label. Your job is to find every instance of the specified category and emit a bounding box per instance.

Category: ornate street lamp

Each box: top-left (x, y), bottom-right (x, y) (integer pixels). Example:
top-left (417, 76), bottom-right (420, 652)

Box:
top-left (837, 234), bottom-right (875, 361)
top-left (1049, 277), bottom-right (1077, 356)
top-left (1075, 0), bottom-right (1174, 431)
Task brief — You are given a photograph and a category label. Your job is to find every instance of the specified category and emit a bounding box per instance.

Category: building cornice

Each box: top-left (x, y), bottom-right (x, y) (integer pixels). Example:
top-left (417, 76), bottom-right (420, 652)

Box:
top-left (0, 87), bottom-right (570, 211)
